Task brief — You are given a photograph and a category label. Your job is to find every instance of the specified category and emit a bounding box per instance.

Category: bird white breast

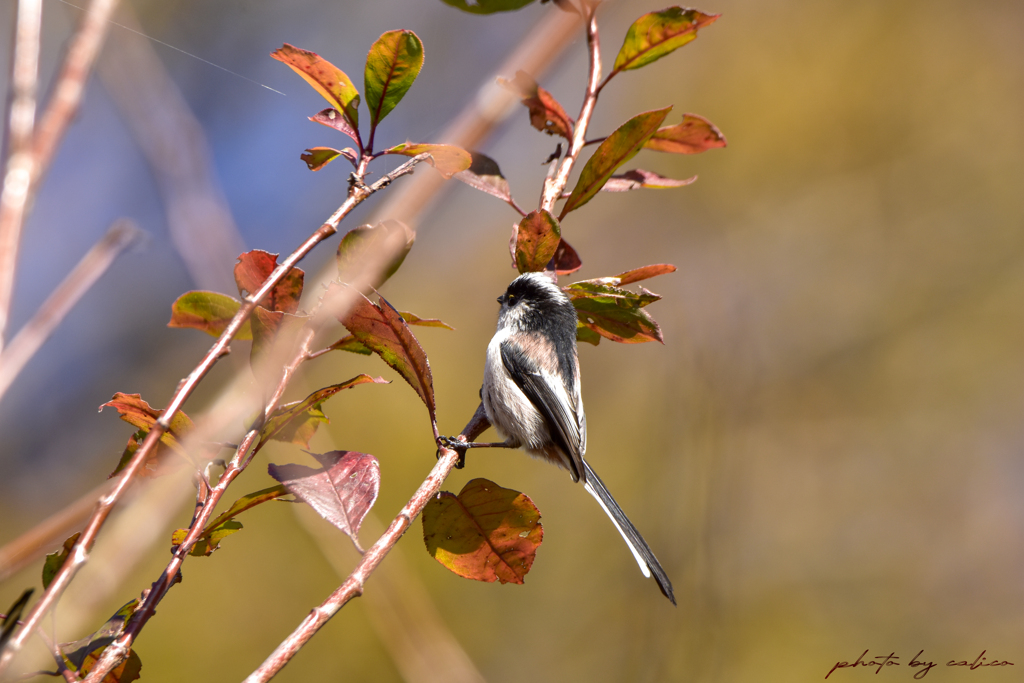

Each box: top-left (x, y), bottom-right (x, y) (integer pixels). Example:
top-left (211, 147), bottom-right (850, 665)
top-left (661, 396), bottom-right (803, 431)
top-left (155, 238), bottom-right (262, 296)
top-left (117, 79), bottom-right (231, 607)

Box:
top-left (482, 327), bottom-right (552, 451)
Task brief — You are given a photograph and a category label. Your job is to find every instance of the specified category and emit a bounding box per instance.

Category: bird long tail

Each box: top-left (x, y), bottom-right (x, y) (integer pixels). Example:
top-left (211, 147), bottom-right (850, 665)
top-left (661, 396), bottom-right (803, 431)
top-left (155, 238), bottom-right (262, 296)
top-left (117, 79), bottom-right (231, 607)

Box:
top-left (581, 460), bottom-right (675, 605)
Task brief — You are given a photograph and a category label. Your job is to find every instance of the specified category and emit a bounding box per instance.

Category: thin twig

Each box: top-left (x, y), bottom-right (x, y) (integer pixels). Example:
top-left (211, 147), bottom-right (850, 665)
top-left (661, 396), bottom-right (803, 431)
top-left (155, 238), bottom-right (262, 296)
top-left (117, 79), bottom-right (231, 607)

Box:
top-left (539, 6), bottom-right (602, 214)
top-left (32, 0), bottom-right (121, 189)
top-left (76, 157), bottom-right (430, 683)
top-left (244, 406), bottom-right (491, 682)
top-left (0, 220), bottom-right (142, 402)
top-left (0, 0), bottom-right (44, 353)
top-left (0, 154), bottom-right (428, 677)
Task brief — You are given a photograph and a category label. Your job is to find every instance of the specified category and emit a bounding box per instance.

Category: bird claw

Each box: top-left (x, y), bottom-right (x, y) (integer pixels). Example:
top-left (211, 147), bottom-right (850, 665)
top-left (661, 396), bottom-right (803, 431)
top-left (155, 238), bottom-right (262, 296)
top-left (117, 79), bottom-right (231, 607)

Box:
top-left (437, 436), bottom-right (467, 469)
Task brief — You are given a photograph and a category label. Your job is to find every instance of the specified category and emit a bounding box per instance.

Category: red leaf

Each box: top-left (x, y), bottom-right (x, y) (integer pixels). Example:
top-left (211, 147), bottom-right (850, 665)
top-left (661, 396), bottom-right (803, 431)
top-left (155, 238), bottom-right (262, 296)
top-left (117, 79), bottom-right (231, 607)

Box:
top-left (269, 451), bottom-right (380, 546)
top-left (309, 108), bottom-right (361, 149)
top-left (422, 478), bottom-right (543, 584)
top-left (579, 264), bottom-right (677, 287)
top-left (645, 113), bottom-right (727, 154)
top-left (99, 394), bottom-right (194, 452)
top-left (108, 430), bottom-right (183, 480)
top-left (233, 250), bottom-right (304, 314)
top-left (551, 239), bottom-right (582, 275)
top-left (512, 210), bottom-right (561, 273)
top-left (271, 44), bottom-right (361, 134)
top-left (339, 292), bottom-right (437, 426)
top-left (499, 70), bottom-right (574, 139)
top-left (601, 169), bottom-right (697, 192)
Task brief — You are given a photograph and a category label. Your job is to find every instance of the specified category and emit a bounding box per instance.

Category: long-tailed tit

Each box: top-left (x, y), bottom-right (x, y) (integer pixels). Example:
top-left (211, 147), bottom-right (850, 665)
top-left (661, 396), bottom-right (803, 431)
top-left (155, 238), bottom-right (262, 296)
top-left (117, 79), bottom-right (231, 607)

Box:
top-left (453, 272), bottom-right (674, 604)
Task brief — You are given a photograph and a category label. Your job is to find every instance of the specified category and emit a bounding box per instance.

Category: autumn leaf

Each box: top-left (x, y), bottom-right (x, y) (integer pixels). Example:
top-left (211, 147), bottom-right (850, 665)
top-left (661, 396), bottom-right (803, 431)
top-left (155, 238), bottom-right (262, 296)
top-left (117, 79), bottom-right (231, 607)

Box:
top-left (301, 146), bottom-right (344, 171)
top-left (440, 0), bottom-right (536, 14)
top-left (564, 282), bottom-right (665, 344)
top-left (453, 152), bottom-right (513, 203)
top-left (645, 113), bottom-right (727, 154)
top-left (576, 264), bottom-right (677, 287)
top-left (260, 375), bottom-right (389, 447)
top-left (42, 533), bottom-right (79, 589)
top-left (99, 393), bottom-right (194, 456)
top-left (382, 142), bottom-right (471, 178)
top-left (60, 600), bottom-right (140, 677)
top-left (498, 70), bottom-right (574, 139)
top-left (398, 311), bottom-right (455, 330)
top-left (309, 107), bottom-right (361, 149)
top-left (269, 451), bottom-right (380, 548)
top-left (271, 43), bottom-right (361, 134)
top-left (336, 220), bottom-right (415, 288)
top-left (171, 485), bottom-right (291, 557)
top-left (339, 291), bottom-right (437, 427)
top-left (600, 169), bottom-right (697, 192)
top-left (511, 210), bottom-right (561, 273)
top-left (560, 107), bottom-right (671, 218)
top-left (365, 30), bottom-right (424, 132)
top-left (552, 239), bottom-right (582, 275)
top-left (168, 290), bottom-right (252, 339)
top-left (233, 250), bottom-right (304, 314)
top-left (609, 7), bottom-right (720, 77)
top-left (422, 478), bottom-right (543, 584)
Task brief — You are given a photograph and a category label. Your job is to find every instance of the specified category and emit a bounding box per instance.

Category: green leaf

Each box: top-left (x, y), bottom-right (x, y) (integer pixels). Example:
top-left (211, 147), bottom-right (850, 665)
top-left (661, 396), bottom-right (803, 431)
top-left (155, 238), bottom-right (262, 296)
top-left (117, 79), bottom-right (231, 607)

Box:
top-left (60, 600), bottom-right (140, 672)
top-left (168, 290), bottom-right (252, 340)
top-left (644, 113), bottom-right (727, 154)
top-left (336, 220), bottom-right (415, 288)
top-left (42, 533), bottom-right (80, 589)
top-left (234, 250), bottom-right (304, 314)
top-left (560, 107), bottom-right (671, 218)
top-left (260, 376), bottom-right (389, 447)
top-left (271, 44), bottom-right (361, 133)
top-left (365, 30), bottom-right (424, 132)
top-left (399, 311), bottom-right (455, 330)
top-left (382, 143), bottom-right (472, 178)
top-left (325, 335), bottom-right (372, 355)
top-left (422, 478), bottom-right (543, 584)
top-left (440, 0), bottom-right (536, 14)
top-left (171, 485), bottom-right (291, 557)
top-left (576, 320), bottom-right (602, 345)
top-left (564, 282), bottom-right (665, 343)
top-left (512, 210), bottom-right (561, 273)
top-left (611, 7), bottom-right (720, 76)
top-left (301, 146), bottom-right (344, 171)
top-left (453, 152), bottom-right (513, 203)
top-left (171, 520), bottom-right (243, 557)
top-left (339, 292), bottom-right (437, 426)
top-left (600, 169), bottom-right (697, 192)
top-left (498, 70), bottom-right (573, 139)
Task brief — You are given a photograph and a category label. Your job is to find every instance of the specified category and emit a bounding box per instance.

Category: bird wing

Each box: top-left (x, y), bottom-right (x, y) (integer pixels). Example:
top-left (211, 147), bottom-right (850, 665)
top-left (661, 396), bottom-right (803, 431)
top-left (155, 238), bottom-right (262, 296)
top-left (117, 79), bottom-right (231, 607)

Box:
top-left (500, 339), bottom-right (585, 482)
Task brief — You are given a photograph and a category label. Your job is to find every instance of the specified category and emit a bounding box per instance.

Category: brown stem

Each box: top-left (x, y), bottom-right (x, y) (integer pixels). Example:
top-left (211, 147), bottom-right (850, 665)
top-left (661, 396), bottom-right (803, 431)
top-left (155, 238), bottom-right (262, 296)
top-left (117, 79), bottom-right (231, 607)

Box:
top-left (245, 406), bottom-right (490, 682)
top-left (0, 220), bottom-right (141, 402)
top-left (539, 7), bottom-right (602, 215)
top-left (0, 0), bottom-right (43, 353)
top-left (0, 154), bottom-right (429, 677)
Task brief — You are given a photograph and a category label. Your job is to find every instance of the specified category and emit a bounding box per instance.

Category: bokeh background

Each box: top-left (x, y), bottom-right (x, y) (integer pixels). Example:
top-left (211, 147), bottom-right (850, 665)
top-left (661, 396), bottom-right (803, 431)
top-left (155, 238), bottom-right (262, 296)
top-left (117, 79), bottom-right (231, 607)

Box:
top-left (2, 0), bottom-right (1024, 681)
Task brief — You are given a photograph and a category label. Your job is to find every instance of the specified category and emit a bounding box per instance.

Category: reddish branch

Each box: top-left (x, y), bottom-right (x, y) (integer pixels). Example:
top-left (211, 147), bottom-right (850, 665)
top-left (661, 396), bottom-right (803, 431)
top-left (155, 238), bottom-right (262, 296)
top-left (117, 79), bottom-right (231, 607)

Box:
top-left (244, 406), bottom-right (491, 683)
top-left (539, 7), bottom-right (602, 214)
top-left (0, 154), bottom-right (429, 677)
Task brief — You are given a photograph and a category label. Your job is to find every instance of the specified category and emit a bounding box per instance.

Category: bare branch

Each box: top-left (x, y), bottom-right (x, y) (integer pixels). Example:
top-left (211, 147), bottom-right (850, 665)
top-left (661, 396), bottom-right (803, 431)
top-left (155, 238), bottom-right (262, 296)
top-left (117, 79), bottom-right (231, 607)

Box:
top-left (0, 0), bottom-right (44, 352)
top-left (0, 220), bottom-right (141, 402)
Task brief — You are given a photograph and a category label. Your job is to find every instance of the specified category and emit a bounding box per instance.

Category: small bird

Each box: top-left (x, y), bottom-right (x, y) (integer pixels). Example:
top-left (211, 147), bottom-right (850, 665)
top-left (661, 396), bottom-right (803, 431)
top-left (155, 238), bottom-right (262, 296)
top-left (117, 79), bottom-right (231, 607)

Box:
top-left (454, 271), bottom-right (675, 604)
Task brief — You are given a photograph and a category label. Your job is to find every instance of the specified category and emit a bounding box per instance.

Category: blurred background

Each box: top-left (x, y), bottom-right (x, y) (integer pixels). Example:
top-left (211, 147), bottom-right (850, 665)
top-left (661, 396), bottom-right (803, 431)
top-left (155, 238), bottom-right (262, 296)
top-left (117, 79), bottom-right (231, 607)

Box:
top-left (2, 0), bottom-right (1023, 680)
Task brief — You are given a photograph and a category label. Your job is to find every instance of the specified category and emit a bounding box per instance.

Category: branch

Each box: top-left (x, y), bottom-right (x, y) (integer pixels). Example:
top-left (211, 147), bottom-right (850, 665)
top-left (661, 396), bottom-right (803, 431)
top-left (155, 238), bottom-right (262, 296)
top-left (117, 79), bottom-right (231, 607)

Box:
top-left (0, 220), bottom-right (141, 402)
top-left (0, 0), bottom-right (43, 352)
top-left (245, 406), bottom-right (490, 682)
top-left (539, 6), bottom-right (602, 214)
top-left (0, 154), bottom-right (430, 677)
top-left (75, 158), bottom-right (431, 683)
